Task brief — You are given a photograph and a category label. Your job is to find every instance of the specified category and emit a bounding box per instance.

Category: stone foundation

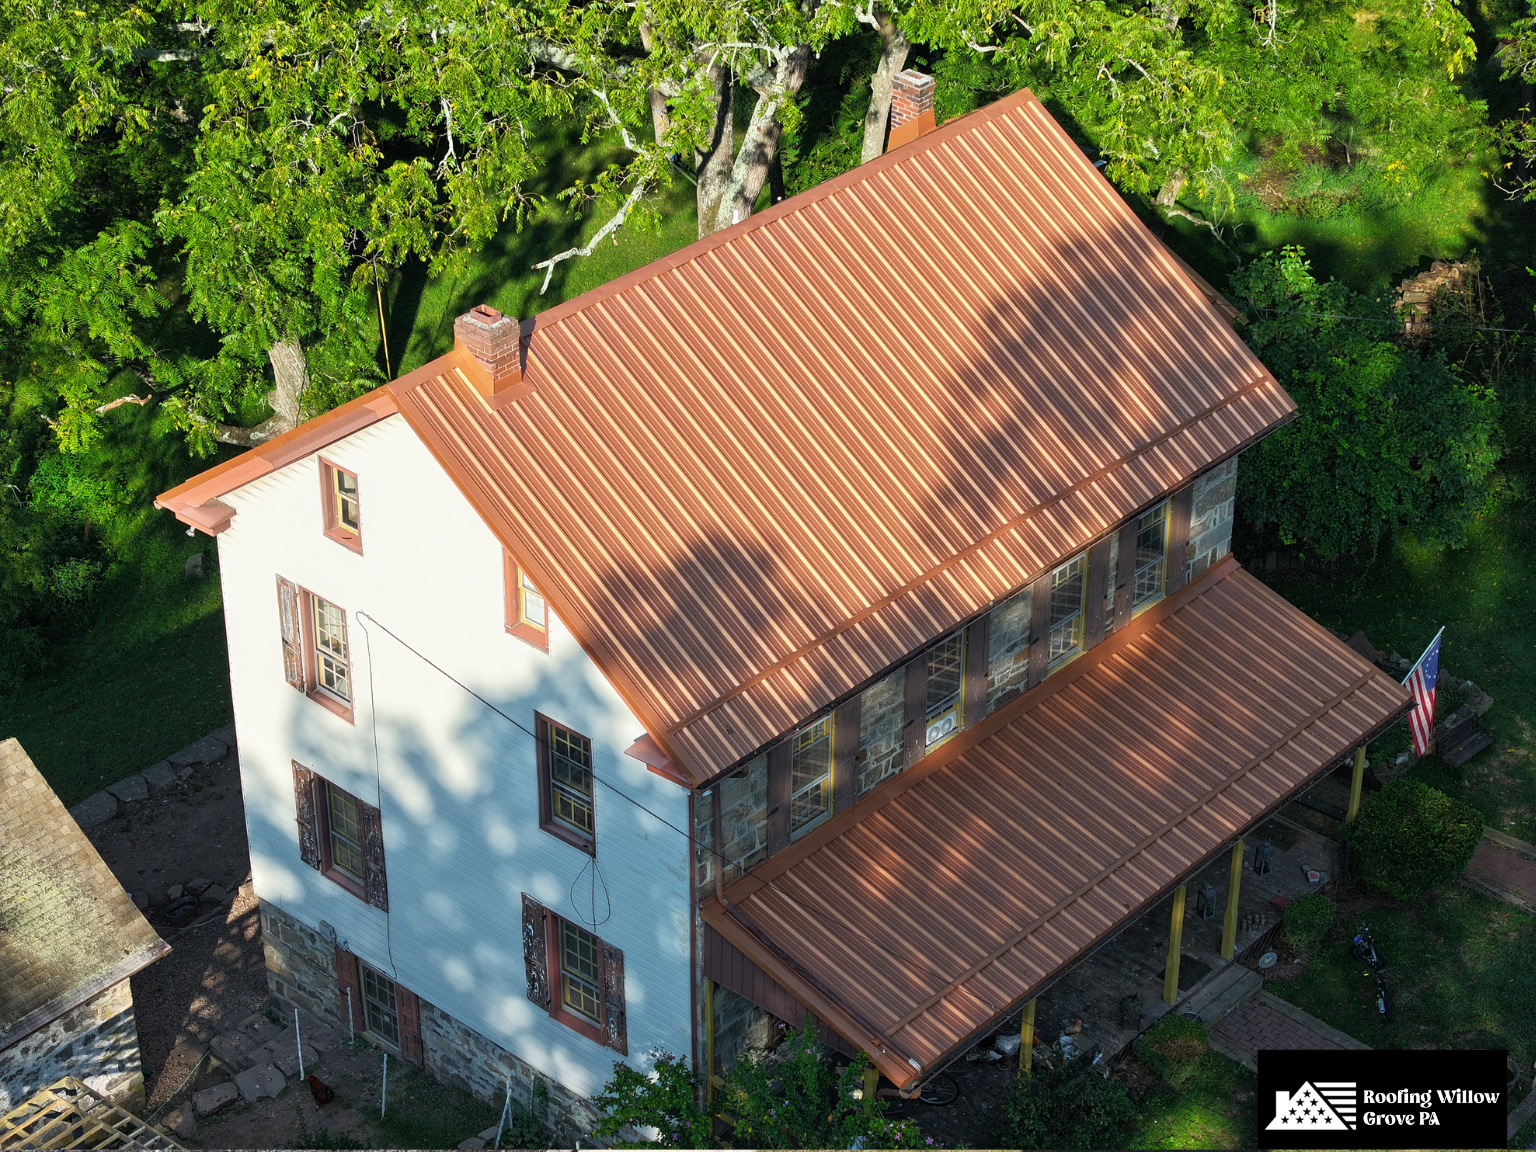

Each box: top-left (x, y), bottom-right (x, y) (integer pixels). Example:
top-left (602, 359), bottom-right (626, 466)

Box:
top-left (0, 980), bottom-right (145, 1113)
top-left (711, 982), bottom-right (779, 1077)
top-left (1189, 457), bottom-right (1237, 578)
top-left (258, 899), bottom-right (598, 1141)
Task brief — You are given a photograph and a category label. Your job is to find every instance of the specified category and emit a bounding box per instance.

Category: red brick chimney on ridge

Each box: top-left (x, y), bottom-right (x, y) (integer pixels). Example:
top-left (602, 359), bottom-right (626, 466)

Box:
top-left (453, 304), bottom-right (524, 407)
top-left (887, 69), bottom-right (937, 152)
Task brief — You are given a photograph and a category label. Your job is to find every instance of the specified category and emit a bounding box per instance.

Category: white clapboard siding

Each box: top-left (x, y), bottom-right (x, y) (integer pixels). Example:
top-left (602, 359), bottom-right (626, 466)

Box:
top-left (217, 413), bottom-right (693, 1098)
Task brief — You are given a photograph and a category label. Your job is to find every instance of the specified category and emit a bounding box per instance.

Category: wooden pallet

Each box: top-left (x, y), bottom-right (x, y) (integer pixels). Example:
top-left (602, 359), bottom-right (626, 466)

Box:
top-left (0, 1077), bottom-right (183, 1150)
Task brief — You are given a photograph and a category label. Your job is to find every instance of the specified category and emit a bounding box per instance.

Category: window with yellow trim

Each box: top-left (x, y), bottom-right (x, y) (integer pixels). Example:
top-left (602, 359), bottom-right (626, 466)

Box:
top-left (1047, 554), bottom-right (1087, 664)
top-left (790, 717), bottom-right (834, 836)
top-left (924, 631), bottom-right (966, 747)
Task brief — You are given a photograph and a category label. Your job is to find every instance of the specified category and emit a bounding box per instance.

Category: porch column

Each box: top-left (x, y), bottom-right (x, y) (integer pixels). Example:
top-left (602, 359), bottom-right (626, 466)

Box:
top-left (1221, 839), bottom-right (1244, 959)
top-left (704, 978), bottom-right (716, 1104)
top-left (1345, 744), bottom-right (1367, 822)
top-left (1162, 885), bottom-right (1186, 1005)
top-left (1018, 998), bottom-right (1036, 1077)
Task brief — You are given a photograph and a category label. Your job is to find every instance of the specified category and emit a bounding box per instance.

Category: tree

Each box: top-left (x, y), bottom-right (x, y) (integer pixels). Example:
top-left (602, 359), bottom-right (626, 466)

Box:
top-left (1229, 247), bottom-right (1499, 557)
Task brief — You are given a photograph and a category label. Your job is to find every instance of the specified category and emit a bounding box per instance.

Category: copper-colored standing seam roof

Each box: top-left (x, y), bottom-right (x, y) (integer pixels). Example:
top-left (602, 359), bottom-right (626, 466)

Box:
top-left (386, 86), bottom-right (1293, 786)
top-left (703, 559), bottom-right (1410, 1090)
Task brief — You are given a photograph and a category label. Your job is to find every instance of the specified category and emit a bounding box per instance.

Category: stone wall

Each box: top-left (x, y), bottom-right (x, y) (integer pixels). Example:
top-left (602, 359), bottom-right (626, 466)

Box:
top-left (856, 669), bottom-right (905, 793)
top-left (718, 754), bottom-right (768, 886)
top-left (985, 588), bottom-right (1033, 713)
top-left (695, 787), bottom-right (716, 899)
top-left (711, 982), bottom-right (779, 1078)
top-left (0, 979), bottom-right (145, 1113)
top-left (260, 899), bottom-right (348, 1034)
top-left (1189, 457), bottom-right (1237, 579)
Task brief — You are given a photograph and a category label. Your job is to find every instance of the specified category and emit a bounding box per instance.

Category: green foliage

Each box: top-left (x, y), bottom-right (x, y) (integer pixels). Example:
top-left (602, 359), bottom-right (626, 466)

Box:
top-left (1135, 1014), bottom-right (1210, 1090)
top-left (1351, 778), bottom-right (1485, 900)
top-left (1282, 893), bottom-right (1337, 952)
top-left (593, 1052), bottom-right (712, 1148)
top-left (994, 1051), bottom-right (1135, 1149)
top-left (1229, 246), bottom-right (1500, 556)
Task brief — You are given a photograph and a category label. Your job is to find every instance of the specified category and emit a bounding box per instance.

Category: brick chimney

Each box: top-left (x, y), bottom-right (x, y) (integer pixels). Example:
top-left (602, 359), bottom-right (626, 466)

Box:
top-left (887, 69), bottom-right (937, 152)
top-left (453, 304), bottom-right (523, 405)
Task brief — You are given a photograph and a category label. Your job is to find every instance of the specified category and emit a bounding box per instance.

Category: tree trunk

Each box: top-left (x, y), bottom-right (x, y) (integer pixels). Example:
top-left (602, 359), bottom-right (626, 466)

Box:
top-left (216, 338), bottom-right (308, 446)
top-left (1156, 169), bottom-right (1187, 208)
top-left (860, 8), bottom-right (911, 164)
top-left (639, 24), bottom-right (672, 148)
top-left (705, 47), bottom-right (812, 236)
top-left (694, 60), bottom-right (736, 238)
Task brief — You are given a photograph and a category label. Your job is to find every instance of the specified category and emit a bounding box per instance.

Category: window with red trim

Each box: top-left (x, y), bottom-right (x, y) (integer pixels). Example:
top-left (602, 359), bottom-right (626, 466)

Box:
top-left (320, 459), bottom-right (362, 553)
top-left (277, 577), bottom-right (355, 723)
top-left (504, 550), bottom-right (549, 651)
top-left (536, 714), bottom-right (595, 854)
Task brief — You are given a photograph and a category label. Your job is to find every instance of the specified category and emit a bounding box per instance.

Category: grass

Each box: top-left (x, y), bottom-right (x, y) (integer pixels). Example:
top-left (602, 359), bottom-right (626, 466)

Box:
top-left (1256, 506), bottom-right (1536, 841)
top-left (1121, 1049), bottom-right (1258, 1149)
top-left (1263, 883), bottom-right (1536, 1067)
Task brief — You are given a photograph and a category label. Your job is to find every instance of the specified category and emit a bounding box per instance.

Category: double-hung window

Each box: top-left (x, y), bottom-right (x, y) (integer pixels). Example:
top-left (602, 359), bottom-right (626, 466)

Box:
top-left (789, 716), bottom-right (834, 836)
top-left (277, 578), bottom-right (354, 723)
top-left (1048, 554), bottom-right (1088, 664)
top-left (505, 551), bottom-right (550, 651)
top-left (538, 716), bottom-right (596, 852)
top-left (522, 893), bottom-right (627, 1053)
top-left (313, 596), bottom-right (351, 704)
top-left (291, 762), bottom-right (388, 909)
top-left (559, 920), bottom-right (603, 1023)
top-left (1132, 501), bottom-right (1170, 611)
top-left (320, 459), bottom-right (362, 552)
top-left (924, 631), bottom-right (966, 747)
top-left (361, 960), bottom-right (401, 1047)
top-left (326, 782), bottom-right (366, 882)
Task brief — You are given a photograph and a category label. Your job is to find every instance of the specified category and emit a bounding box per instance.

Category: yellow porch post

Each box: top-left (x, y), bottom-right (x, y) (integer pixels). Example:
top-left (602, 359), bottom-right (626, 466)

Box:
top-left (862, 1066), bottom-right (879, 1103)
top-left (1019, 998), bottom-right (1036, 1077)
top-left (1221, 839), bottom-right (1244, 959)
top-left (704, 978), bottom-right (716, 1105)
top-left (1345, 744), bottom-right (1367, 822)
top-left (1162, 884), bottom-right (1187, 1005)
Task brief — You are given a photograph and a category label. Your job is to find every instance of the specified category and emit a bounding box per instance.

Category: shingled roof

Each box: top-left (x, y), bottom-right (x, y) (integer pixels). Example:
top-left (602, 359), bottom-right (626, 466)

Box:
top-left (0, 740), bottom-right (169, 1049)
top-left (159, 87), bottom-right (1291, 786)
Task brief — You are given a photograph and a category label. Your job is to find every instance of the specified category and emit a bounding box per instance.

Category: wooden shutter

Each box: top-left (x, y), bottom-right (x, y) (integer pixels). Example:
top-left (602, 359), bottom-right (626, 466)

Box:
top-left (397, 985), bottom-right (424, 1065)
top-left (1026, 570), bottom-right (1051, 687)
top-left (277, 575), bottom-right (306, 691)
top-left (336, 945), bottom-right (362, 1035)
top-left (358, 798), bottom-right (389, 912)
top-left (600, 940), bottom-right (627, 1054)
top-left (1112, 520), bottom-right (1138, 631)
top-left (1084, 535), bottom-right (1113, 650)
top-left (832, 698), bottom-right (860, 814)
top-left (1166, 485), bottom-right (1194, 595)
top-left (521, 894), bottom-right (551, 1009)
top-left (901, 657), bottom-right (926, 766)
top-left (292, 763), bottom-right (321, 869)
top-left (962, 615), bottom-right (990, 727)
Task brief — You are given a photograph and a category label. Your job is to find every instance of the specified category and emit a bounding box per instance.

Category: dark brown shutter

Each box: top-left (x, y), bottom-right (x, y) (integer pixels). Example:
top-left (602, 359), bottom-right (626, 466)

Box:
top-left (1112, 520), bottom-right (1138, 630)
top-left (600, 940), bottom-right (627, 1054)
top-left (832, 698), bottom-right (860, 814)
top-left (902, 657), bottom-right (926, 766)
top-left (277, 575), bottom-right (305, 690)
top-left (765, 740), bottom-right (791, 856)
top-left (293, 763), bottom-right (321, 869)
top-left (1166, 485), bottom-right (1194, 594)
top-left (1027, 570), bottom-right (1051, 687)
top-left (1084, 535), bottom-right (1112, 650)
top-left (397, 985), bottom-right (424, 1065)
top-left (522, 894), bottom-right (551, 1009)
top-left (962, 615), bottom-right (990, 727)
top-left (336, 945), bottom-right (362, 1034)
top-left (357, 798), bottom-right (389, 911)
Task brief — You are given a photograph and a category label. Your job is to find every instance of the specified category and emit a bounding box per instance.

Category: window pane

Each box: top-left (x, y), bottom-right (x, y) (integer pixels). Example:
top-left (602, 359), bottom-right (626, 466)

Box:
top-left (1048, 555), bottom-right (1086, 663)
top-left (924, 631), bottom-right (965, 746)
top-left (561, 921), bottom-right (602, 1022)
top-left (521, 575), bottom-right (546, 628)
top-left (790, 717), bottom-right (833, 833)
top-left (314, 597), bottom-right (351, 702)
top-left (549, 724), bottom-right (595, 836)
top-left (328, 784), bottom-right (366, 880)
top-left (361, 962), bottom-right (400, 1045)
top-left (1133, 503), bottom-right (1169, 608)
top-left (334, 470), bottom-right (359, 531)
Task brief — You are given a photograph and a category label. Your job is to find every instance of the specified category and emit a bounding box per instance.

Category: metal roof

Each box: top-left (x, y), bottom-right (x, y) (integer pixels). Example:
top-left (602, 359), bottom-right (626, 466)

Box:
top-left (388, 87), bottom-right (1291, 784)
top-left (703, 559), bottom-right (1410, 1088)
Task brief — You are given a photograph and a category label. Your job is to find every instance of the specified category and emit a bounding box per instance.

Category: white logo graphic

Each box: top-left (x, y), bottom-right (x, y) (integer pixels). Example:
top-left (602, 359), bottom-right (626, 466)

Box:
top-left (1266, 1081), bottom-right (1358, 1130)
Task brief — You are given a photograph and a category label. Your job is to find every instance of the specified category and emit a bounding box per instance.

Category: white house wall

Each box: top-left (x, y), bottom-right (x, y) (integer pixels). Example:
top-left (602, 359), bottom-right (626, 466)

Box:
top-left (215, 413), bottom-right (693, 1100)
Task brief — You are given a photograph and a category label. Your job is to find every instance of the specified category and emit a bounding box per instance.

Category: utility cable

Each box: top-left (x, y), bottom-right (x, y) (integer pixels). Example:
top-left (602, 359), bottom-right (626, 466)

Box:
top-left (1245, 305), bottom-right (1536, 336)
top-left (357, 615), bottom-right (402, 984)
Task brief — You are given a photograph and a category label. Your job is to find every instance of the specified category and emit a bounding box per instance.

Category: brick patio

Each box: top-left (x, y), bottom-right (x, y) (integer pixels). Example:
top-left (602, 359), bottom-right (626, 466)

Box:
top-left (1208, 990), bottom-right (1369, 1070)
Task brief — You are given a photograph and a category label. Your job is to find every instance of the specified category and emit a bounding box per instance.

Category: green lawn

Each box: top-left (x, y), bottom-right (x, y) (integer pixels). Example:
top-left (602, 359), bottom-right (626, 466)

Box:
top-left (1122, 1048), bottom-right (1258, 1150)
top-left (1257, 506), bottom-right (1536, 841)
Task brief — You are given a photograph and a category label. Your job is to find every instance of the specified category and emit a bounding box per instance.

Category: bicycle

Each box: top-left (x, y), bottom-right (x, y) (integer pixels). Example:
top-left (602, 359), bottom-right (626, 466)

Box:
top-left (1350, 924), bottom-right (1394, 1021)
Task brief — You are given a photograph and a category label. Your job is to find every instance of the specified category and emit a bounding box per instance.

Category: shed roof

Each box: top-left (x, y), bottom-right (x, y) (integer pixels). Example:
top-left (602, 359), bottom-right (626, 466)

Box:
top-left (160, 88), bottom-right (1291, 786)
top-left (0, 741), bottom-right (169, 1048)
top-left (703, 559), bottom-right (1410, 1089)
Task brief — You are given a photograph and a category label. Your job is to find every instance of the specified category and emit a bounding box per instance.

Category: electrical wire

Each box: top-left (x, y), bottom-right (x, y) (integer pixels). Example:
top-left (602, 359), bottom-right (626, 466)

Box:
top-left (1246, 305), bottom-right (1536, 336)
top-left (357, 615), bottom-right (401, 984)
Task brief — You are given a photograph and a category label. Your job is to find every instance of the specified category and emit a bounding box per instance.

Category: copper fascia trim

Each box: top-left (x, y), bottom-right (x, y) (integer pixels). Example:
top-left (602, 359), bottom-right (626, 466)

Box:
top-left (625, 734), bottom-right (689, 788)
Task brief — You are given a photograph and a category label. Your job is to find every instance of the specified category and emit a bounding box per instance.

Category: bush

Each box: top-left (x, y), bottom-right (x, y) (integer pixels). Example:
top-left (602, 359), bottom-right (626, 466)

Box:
top-left (1283, 893), bottom-right (1337, 952)
top-left (995, 1051), bottom-right (1135, 1149)
top-left (1351, 779), bottom-right (1484, 900)
top-left (1135, 1014), bottom-right (1209, 1089)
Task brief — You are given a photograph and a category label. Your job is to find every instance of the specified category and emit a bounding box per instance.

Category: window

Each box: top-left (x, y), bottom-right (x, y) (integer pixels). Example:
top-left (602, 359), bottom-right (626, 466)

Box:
top-left (1132, 501), bottom-right (1170, 610)
top-left (789, 716), bottom-right (833, 835)
top-left (522, 893), bottom-right (627, 1053)
top-left (291, 763), bottom-right (389, 909)
top-left (320, 460), bottom-right (362, 552)
top-left (313, 595), bottom-right (351, 704)
top-left (1047, 554), bottom-right (1087, 664)
top-left (505, 550), bottom-right (550, 651)
top-left (361, 961), bottom-right (400, 1047)
top-left (537, 715), bottom-right (595, 852)
top-left (924, 631), bottom-right (966, 747)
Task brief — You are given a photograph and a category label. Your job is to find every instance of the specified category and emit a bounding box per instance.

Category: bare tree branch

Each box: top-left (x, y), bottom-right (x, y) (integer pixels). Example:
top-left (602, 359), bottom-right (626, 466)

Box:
top-left (531, 181), bottom-right (648, 294)
top-left (94, 393), bottom-right (151, 415)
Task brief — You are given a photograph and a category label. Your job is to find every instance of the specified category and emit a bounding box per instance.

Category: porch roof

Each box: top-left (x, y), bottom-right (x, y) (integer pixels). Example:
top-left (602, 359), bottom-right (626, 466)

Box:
top-left (702, 558), bottom-right (1410, 1089)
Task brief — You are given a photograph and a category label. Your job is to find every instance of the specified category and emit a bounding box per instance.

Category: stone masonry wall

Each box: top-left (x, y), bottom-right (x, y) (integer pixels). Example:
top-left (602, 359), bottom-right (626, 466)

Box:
top-left (695, 786), bottom-right (716, 899)
top-left (260, 898), bottom-right (348, 1034)
top-left (985, 588), bottom-right (1033, 713)
top-left (856, 669), bottom-right (905, 793)
top-left (711, 982), bottom-right (778, 1079)
top-left (1189, 457), bottom-right (1237, 579)
top-left (718, 754), bottom-right (768, 886)
top-left (0, 979), bottom-right (144, 1113)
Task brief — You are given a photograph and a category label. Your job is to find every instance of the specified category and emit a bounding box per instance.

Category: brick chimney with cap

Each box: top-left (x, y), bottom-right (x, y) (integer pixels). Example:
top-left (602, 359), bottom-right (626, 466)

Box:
top-left (453, 303), bottom-right (525, 406)
top-left (887, 69), bottom-right (937, 152)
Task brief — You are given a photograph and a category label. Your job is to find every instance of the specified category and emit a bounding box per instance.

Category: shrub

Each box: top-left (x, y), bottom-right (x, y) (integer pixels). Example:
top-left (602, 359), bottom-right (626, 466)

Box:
top-left (1135, 1013), bottom-right (1209, 1089)
top-left (1351, 779), bottom-right (1484, 900)
top-left (1283, 893), bottom-right (1337, 952)
top-left (995, 1051), bottom-right (1135, 1149)
top-left (592, 1052), bottom-right (711, 1148)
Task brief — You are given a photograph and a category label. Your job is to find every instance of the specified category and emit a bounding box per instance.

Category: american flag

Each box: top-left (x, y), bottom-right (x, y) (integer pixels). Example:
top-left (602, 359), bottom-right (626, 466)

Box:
top-left (1403, 628), bottom-right (1444, 756)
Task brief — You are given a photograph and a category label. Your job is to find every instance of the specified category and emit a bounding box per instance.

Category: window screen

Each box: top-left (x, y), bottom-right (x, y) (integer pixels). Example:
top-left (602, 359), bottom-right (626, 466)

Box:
top-left (924, 631), bottom-right (966, 746)
top-left (1048, 555), bottom-right (1087, 663)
